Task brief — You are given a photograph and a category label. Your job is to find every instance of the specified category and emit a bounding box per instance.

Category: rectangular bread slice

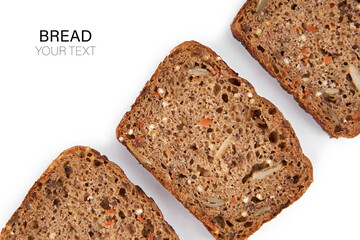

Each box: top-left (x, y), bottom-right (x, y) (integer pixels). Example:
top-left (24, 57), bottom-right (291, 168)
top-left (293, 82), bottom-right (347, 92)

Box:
top-left (116, 41), bottom-right (313, 240)
top-left (231, 0), bottom-right (360, 138)
top-left (0, 146), bottom-right (179, 240)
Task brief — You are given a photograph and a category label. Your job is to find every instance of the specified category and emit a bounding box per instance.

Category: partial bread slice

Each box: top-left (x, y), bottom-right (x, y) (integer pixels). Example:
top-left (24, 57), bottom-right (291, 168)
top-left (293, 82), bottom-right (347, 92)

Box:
top-left (231, 0), bottom-right (360, 138)
top-left (0, 146), bottom-right (179, 240)
top-left (116, 41), bottom-right (313, 240)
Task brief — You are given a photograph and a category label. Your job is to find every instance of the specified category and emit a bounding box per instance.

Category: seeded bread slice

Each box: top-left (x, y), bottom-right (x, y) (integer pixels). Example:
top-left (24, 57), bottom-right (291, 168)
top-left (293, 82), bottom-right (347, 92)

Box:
top-left (116, 41), bottom-right (313, 240)
top-left (0, 146), bottom-right (179, 240)
top-left (231, 0), bottom-right (360, 138)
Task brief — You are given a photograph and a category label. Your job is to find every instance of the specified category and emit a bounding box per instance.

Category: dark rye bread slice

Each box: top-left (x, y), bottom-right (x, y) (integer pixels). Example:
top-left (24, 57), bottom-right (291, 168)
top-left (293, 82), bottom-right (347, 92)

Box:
top-left (231, 0), bottom-right (360, 138)
top-left (116, 41), bottom-right (313, 240)
top-left (0, 146), bottom-right (179, 240)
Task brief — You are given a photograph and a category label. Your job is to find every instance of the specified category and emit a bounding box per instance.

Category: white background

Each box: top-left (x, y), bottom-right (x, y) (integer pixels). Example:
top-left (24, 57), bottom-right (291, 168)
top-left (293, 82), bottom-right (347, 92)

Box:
top-left (0, 1), bottom-right (359, 239)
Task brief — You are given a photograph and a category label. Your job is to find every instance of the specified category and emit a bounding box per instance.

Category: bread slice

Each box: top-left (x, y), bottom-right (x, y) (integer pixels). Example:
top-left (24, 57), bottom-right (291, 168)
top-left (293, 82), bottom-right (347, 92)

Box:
top-left (0, 146), bottom-right (179, 240)
top-left (116, 41), bottom-right (313, 240)
top-left (231, 0), bottom-right (360, 138)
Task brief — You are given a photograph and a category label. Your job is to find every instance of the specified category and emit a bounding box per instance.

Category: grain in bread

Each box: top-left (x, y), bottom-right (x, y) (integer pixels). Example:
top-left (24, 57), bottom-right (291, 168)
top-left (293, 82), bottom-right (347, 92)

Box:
top-left (0, 146), bottom-right (179, 240)
top-left (116, 41), bottom-right (313, 240)
top-left (231, 0), bottom-right (360, 138)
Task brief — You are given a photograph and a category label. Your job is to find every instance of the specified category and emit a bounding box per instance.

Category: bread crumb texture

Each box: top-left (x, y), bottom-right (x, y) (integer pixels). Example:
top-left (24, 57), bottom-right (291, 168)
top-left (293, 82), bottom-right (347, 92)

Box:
top-left (231, 0), bottom-right (360, 138)
top-left (116, 41), bottom-right (313, 240)
top-left (0, 146), bottom-right (179, 240)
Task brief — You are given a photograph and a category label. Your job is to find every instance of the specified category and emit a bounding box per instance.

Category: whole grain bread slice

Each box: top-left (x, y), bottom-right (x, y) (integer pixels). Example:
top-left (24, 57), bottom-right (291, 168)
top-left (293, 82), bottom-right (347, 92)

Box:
top-left (116, 41), bottom-right (313, 240)
top-left (0, 146), bottom-right (179, 240)
top-left (231, 0), bottom-right (360, 138)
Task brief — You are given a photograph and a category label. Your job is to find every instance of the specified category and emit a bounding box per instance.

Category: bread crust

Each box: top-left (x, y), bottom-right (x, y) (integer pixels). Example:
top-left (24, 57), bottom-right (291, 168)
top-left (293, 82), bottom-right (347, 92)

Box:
top-left (117, 41), bottom-right (313, 240)
top-left (231, 0), bottom-right (360, 138)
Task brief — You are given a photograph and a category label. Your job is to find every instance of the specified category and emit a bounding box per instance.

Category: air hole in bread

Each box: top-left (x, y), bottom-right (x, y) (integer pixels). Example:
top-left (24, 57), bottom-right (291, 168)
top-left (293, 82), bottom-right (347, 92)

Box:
top-left (222, 94), bottom-right (229, 103)
top-left (116, 41), bottom-right (314, 239)
top-left (257, 45), bottom-right (265, 53)
top-left (256, 119), bottom-right (268, 130)
top-left (246, 152), bottom-right (253, 161)
top-left (278, 142), bottom-right (286, 149)
top-left (235, 217), bottom-right (247, 222)
top-left (100, 198), bottom-right (110, 210)
top-left (127, 224), bottom-right (136, 235)
top-left (119, 188), bottom-right (126, 198)
top-left (190, 144), bottom-right (198, 151)
top-left (216, 107), bottom-right (223, 113)
top-left (293, 174), bottom-right (301, 184)
top-left (242, 162), bottom-right (270, 183)
top-left (213, 84), bottom-right (221, 95)
top-left (36, 182), bottom-right (43, 191)
top-left (226, 220), bottom-right (234, 227)
top-left (215, 216), bottom-right (225, 228)
top-left (93, 160), bottom-right (102, 167)
top-left (269, 131), bottom-right (279, 144)
top-left (228, 78), bottom-right (241, 86)
top-left (244, 222), bottom-right (253, 228)
top-left (53, 199), bottom-right (61, 207)
top-left (268, 108), bottom-right (277, 115)
top-left (272, 65), bottom-right (279, 74)
top-left (141, 220), bottom-right (154, 238)
top-left (197, 165), bottom-right (210, 177)
top-left (29, 220), bottom-right (39, 229)
top-left (176, 124), bottom-right (183, 131)
top-left (251, 109), bottom-right (261, 119)
top-left (64, 166), bottom-right (72, 178)
top-left (335, 125), bottom-right (343, 133)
